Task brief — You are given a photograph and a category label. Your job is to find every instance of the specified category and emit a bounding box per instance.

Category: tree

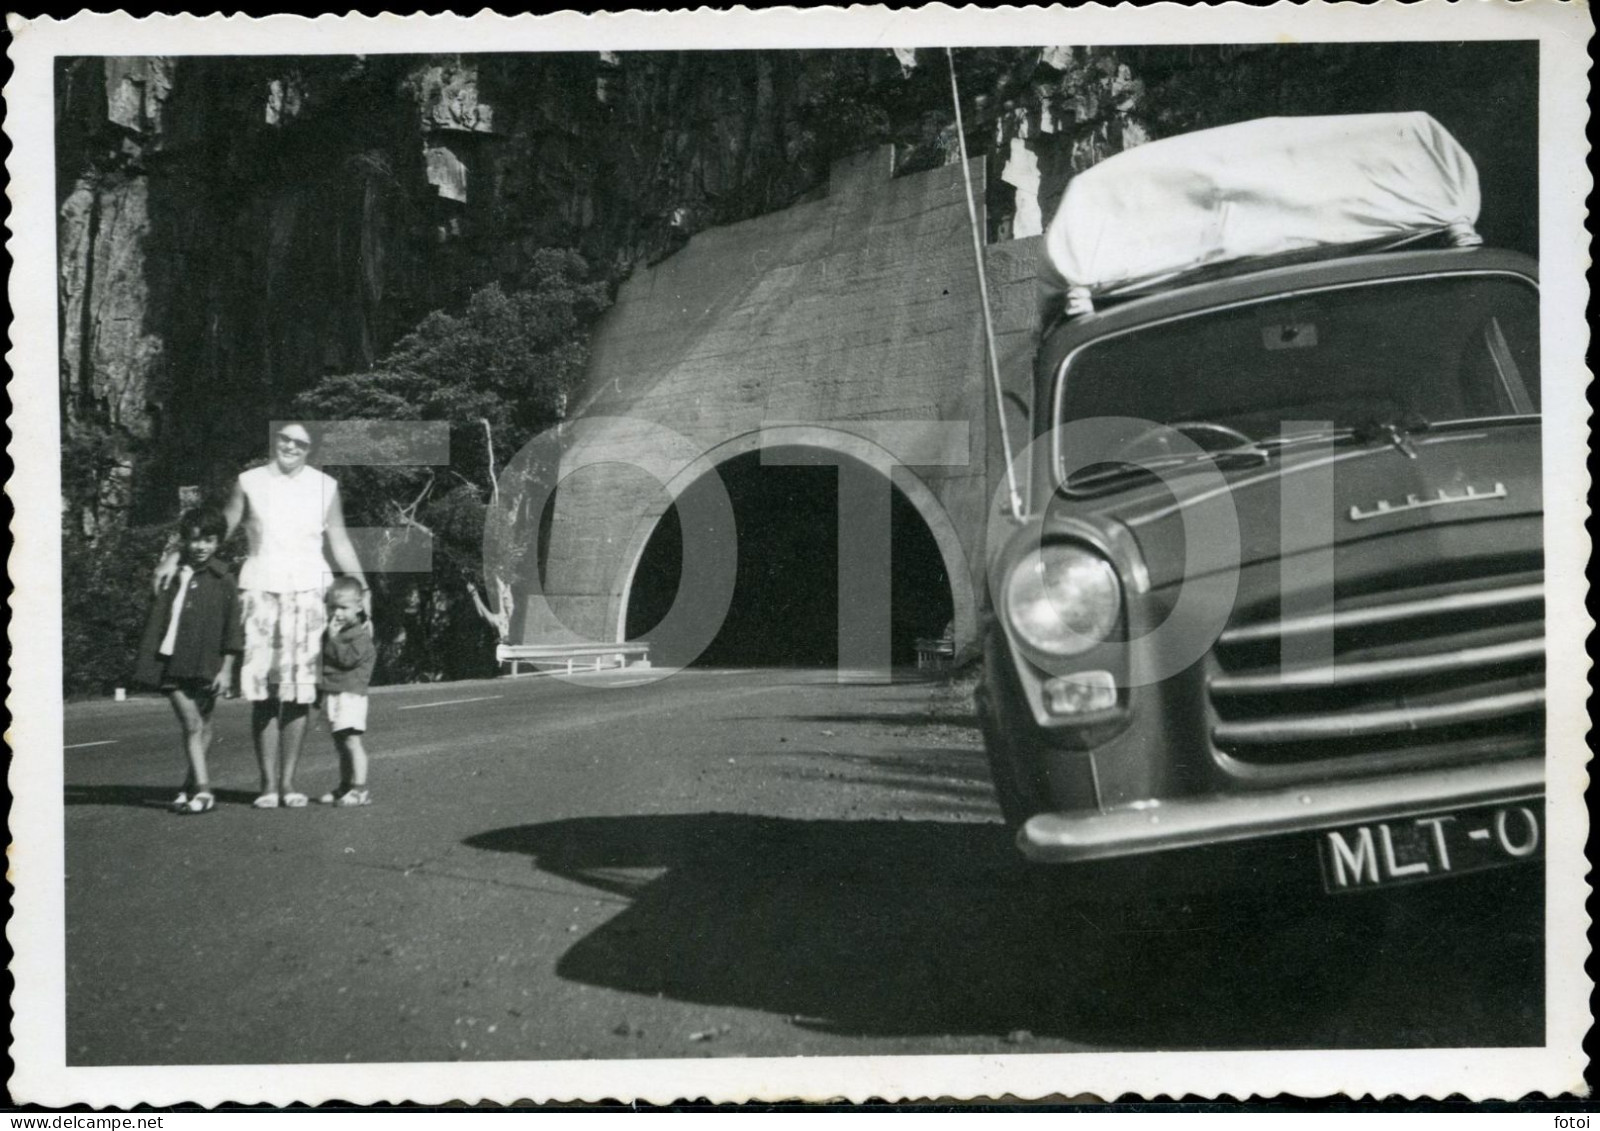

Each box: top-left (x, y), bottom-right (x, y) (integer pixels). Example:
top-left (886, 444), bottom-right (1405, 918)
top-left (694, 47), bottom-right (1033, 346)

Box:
top-left (292, 249), bottom-right (610, 682)
top-left (61, 521), bottom-right (193, 696)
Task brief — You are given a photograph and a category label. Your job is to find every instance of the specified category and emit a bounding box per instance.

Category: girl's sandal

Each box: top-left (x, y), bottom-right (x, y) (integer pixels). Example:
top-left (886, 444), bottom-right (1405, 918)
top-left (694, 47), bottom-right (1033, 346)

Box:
top-left (176, 790), bottom-right (216, 815)
top-left (334, 788), bottom-right (371, 808)
top-left (282, 792), bottom-right (310, 809)
top-left (252, 792), bottom-right (281, 809)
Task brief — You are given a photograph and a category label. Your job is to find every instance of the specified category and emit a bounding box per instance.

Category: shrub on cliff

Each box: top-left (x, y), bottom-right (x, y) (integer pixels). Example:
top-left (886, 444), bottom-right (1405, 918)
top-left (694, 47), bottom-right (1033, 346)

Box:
top-left (292, 248), bottom-right (609, 683)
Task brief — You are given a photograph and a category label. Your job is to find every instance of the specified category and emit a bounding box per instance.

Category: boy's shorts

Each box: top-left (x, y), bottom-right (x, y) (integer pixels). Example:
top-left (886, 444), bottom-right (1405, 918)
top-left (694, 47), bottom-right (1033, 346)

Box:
top-left (321, 691), bottom-right (369, 735)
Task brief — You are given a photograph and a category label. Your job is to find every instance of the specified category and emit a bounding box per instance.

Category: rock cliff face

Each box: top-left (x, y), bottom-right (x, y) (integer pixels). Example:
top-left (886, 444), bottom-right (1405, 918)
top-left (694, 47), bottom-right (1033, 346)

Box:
top-left (55, 44), bottom-right (1535, 536)
top-left (52, 47), bottom-right (1177, 534)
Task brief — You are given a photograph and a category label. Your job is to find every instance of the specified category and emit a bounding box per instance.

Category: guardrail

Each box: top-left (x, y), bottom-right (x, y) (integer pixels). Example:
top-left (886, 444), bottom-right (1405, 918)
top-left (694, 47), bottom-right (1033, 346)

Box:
top-left (496, 642), bottom-right (651, 676)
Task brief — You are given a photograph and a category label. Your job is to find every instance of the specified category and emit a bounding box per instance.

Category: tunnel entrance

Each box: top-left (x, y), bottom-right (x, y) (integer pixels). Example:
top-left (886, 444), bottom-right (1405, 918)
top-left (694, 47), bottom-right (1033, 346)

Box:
top-left (625, 447), bottom-right (955, 669)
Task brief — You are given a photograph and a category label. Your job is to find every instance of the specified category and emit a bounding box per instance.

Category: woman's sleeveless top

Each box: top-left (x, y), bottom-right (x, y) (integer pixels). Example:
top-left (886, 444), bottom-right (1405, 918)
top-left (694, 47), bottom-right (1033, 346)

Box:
top-left (237, 463), bottom-right (335, 593)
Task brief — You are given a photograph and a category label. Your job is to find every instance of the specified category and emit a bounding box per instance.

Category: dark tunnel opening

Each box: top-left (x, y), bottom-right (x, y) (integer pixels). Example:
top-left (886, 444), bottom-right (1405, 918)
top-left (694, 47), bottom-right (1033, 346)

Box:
top-left (625, 448), bottom-right (954, 668)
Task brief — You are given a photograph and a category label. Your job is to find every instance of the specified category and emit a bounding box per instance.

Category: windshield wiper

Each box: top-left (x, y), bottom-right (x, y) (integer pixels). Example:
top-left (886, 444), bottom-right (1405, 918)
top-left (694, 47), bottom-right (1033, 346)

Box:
top-left (1062, 446), bottom-right (1269, 497)
top-left (1352, 414), bottom-right (1432, 460)
top-left (1257, 427), bottom-right (1356, 452)
top-left (1425, 414), bottom-right (1541, 432)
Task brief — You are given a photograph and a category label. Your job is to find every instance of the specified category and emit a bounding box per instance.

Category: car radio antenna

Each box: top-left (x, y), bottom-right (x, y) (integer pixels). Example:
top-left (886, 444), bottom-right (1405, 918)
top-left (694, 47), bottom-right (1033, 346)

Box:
top-left (947, 47), bottom-right (1026, 522)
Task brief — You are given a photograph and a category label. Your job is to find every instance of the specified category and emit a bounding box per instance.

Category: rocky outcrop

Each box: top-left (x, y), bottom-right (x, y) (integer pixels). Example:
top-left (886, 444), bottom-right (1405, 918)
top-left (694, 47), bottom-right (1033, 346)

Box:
top-left (55, 44), bottom-right (1535, 536)
top-left (56, 59), bottom-right (176, 529)
top-left (54, 48), bottom-right (1165, 530)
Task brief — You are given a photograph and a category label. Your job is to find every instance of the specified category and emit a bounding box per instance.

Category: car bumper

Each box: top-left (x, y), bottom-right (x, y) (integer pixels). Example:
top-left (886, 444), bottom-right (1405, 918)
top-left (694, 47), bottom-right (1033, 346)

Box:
top-left (1019, 756), bottom-right (1544, 863)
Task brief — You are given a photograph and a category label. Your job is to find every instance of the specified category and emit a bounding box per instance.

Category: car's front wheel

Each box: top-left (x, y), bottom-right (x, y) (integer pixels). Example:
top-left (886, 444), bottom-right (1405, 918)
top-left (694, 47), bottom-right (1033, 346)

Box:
top-left (976, 651), bottom-right (1053, 832)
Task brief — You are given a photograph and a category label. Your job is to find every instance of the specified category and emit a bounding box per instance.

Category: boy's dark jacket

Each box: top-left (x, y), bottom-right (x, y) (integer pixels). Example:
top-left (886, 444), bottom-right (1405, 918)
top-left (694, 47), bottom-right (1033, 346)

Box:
top-left (133, 557), bottom-right (243, 687)
top-left (321, 620), bottom-right (377, 695)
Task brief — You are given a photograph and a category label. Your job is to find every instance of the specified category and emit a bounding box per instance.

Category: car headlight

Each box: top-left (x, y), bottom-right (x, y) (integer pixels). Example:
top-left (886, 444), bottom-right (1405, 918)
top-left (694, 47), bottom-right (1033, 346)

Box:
top-left (1003, 543), bottom-right (1122, 657)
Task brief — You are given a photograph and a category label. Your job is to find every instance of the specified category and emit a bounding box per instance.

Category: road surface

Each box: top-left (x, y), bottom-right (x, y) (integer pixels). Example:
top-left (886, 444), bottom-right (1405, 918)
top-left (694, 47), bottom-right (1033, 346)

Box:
top-left (61, 668), bottom-right (1542, 1066)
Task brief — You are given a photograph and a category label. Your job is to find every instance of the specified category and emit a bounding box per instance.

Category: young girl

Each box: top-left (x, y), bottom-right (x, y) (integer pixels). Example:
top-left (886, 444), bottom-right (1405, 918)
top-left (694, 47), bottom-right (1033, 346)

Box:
top-left (318, 576), bottom-right (377, 806)
top-left (133, 508), bottom-right (242, 814)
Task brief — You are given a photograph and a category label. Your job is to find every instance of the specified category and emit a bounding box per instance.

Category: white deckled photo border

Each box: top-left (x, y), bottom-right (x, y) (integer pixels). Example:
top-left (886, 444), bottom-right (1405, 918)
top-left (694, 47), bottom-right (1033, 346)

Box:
top-left (6, 2), bottom-right (1592, 1107)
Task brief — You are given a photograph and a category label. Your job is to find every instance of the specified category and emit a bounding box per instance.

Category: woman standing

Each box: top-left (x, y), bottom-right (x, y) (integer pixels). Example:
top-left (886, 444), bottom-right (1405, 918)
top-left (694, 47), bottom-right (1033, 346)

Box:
top-left (157, 422), bottom-right (369, 808)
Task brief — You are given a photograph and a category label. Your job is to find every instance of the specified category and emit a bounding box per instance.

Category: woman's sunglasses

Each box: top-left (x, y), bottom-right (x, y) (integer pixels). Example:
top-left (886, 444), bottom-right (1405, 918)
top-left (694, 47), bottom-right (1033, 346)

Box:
top-left (276, 434), bottom-right (312, 451)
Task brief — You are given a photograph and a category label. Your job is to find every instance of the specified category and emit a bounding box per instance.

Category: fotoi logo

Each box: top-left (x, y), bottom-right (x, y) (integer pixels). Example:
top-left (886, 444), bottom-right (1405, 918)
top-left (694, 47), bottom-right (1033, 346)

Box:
top-left (983, 416), bottom-right (1341, 690)
top-left (311, 413), bottom-right (1342, 687)
top-left (291, 419), bottom-right (451, 577)
top-left (478, 415), bottom-right (973, 685)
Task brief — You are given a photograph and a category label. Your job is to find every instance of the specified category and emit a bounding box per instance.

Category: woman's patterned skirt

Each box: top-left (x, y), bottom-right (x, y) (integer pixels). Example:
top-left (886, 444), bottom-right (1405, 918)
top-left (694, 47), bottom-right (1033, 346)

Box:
top-left (239, 588), bottom-right (326, 704)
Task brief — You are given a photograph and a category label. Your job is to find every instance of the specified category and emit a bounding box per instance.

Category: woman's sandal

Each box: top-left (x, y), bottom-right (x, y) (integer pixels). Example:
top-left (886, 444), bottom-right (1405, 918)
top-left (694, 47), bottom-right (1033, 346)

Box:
top-left (251, 792), bottom-right (280, 809)
top-left (175, 790), bottom-right (216, 815)
top-left (282, 792), bottom-right (309, 809)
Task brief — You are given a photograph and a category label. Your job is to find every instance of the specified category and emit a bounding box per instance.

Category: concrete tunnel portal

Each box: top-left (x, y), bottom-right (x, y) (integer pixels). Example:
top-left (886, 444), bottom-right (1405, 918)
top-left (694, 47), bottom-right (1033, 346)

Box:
top-left (524, 148), bottom-right (1015, 663)
top-left (623, 446), bottom-right (956, 670)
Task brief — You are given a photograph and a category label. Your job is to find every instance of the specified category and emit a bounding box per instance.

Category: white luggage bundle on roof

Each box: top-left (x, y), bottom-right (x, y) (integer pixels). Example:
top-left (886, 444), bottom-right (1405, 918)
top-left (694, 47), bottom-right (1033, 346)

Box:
top-left (1040, 112), bottom-right (1483, 316)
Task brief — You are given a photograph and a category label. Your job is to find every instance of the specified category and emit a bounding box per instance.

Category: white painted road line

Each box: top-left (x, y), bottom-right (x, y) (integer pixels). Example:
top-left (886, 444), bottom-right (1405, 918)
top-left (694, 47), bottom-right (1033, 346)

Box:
top-left (397, 695), bottom-right (505, 711)
top-left (65, 740), bottom-right (119, 749)
top-left (375, 683), bottom-right (778, 764)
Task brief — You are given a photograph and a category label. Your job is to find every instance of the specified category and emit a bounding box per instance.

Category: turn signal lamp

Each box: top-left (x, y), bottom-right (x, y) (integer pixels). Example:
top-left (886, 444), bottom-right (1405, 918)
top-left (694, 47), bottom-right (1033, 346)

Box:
top-left (1043, 670), bottom-right (1118, 716)
top-left (1003, 543), bottom-right (1121, 656)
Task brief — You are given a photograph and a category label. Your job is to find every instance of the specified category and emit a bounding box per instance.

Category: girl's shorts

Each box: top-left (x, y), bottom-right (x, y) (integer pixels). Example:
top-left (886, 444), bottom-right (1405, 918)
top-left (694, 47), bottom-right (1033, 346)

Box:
top-left (160, 676), bottom-right (217, 702)
top-left (321, 691), bottom-right (369, 735)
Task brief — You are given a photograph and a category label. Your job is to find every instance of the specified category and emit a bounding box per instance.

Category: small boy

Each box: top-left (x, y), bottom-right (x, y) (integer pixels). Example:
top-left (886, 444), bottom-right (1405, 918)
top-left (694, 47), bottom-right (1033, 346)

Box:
top-left (133, 508), bottom-right (242, 815)
top-left (318, 576), bottom-right (377, 806)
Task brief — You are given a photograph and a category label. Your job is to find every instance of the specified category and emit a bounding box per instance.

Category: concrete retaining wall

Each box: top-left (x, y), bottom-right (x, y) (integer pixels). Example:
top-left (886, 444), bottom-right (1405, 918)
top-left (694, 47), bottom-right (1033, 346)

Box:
top-left (522, 145), bottom-right (1041, 660)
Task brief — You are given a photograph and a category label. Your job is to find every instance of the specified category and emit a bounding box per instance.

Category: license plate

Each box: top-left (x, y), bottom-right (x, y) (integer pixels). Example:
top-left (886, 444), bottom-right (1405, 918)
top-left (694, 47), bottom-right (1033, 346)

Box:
top-left (1319, 801), bottom-right (1543, 893)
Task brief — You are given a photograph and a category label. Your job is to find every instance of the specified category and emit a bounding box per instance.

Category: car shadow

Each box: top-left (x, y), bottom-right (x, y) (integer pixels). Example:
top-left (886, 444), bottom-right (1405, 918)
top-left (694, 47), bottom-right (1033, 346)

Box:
top-left (64, 784), bottom-right (261, 810)
top-left (464, 812), bottom-right (1542, 1049)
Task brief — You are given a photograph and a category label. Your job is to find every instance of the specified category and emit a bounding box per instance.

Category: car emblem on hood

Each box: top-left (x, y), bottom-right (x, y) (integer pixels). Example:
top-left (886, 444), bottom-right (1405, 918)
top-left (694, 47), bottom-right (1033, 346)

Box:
top-left (1349, 482), bottom-right (1508, 522)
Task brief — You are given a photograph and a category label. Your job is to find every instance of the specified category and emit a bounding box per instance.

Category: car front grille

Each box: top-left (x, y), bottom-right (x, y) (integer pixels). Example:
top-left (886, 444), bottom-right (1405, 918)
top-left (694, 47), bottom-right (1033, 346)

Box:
top-left (1207, 567), bottom-right (1545, 772)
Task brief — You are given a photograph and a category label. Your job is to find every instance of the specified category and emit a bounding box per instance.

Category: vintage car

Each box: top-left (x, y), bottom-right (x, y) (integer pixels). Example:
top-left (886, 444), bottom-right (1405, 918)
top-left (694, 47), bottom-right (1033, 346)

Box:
top-left (976, 115), bottom-right (1543, 894)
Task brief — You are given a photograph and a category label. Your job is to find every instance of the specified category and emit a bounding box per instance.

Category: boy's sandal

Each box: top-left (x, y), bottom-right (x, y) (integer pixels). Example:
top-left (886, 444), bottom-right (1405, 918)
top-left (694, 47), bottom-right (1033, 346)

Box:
top-left (176, 790), bottom-right (216, 815)
top-left (281, 791), bottom-right (309, 809)
top-left (318, 787), bottom-right (371, 807)
top-left (251, 792), bottom-right (280, 809)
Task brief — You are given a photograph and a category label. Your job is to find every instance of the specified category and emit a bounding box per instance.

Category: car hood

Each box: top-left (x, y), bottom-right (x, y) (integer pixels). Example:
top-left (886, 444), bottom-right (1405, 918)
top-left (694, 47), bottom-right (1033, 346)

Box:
top-left (1050, 423), bottom-right (1542, 590)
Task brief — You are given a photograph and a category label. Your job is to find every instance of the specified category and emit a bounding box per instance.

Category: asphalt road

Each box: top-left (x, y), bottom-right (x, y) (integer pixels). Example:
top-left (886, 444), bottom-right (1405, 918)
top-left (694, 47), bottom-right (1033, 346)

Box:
top-left (62, 668), bottom-right (1543, 1066)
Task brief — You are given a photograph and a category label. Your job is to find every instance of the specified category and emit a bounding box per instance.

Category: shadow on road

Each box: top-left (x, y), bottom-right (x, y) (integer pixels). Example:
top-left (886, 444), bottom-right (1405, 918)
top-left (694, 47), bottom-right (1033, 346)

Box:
top-left (767, 741), bottom-right (1000, 819)
top-left (464, 813), bottom-right (1542, 1049)
top-left (732, 711), bottom-right (981, 731)
top-left (64, 784), bottom-right (261, 810)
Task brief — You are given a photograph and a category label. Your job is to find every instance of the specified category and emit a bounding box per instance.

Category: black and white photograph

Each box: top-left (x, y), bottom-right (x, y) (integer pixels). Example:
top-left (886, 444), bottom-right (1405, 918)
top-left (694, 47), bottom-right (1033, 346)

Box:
top-left (7, 4), bottom-right (1591, 1106)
